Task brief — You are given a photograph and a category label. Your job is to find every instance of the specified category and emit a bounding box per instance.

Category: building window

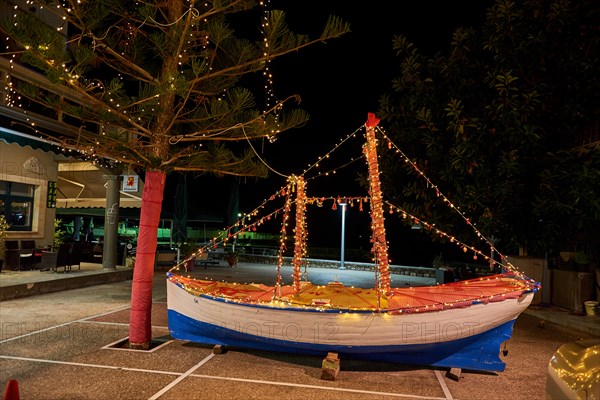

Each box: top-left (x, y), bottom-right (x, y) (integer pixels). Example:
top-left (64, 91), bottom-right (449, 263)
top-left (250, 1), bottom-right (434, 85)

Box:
top-left (0, 181), bottom-right (35, 231)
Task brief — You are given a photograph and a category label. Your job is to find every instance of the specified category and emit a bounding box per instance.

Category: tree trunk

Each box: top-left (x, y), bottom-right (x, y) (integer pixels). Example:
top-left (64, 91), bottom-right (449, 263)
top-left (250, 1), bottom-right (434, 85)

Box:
top-left (129, 170), bottom-right (166, 349)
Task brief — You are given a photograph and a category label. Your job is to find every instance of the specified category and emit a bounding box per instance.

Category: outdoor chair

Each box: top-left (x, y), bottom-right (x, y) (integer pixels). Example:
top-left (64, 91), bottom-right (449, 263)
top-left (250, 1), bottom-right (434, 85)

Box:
top-left (20, 240), bottom-right (36, 250)
top-left (19, 240), bottom-right (38, 269)
top-left (70, 243), bottom-right (82, 270)
top-left (195, 252), bottom-right (220, 269)
top-left (92, 243), bottom-right (103, 263)
top-left (155, 251), bottom-right (176, 271)
top-left (54, 243), bottom-right (73, 273)
top-left (3, 240), bottom-right (21, 270)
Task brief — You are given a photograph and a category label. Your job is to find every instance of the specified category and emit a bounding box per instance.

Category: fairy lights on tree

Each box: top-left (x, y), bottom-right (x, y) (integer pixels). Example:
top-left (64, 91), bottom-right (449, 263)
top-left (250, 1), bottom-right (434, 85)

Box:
top-left (2, 0), bottom-right (350, 350)
top-left (259, 0), bottom-right (281, 141)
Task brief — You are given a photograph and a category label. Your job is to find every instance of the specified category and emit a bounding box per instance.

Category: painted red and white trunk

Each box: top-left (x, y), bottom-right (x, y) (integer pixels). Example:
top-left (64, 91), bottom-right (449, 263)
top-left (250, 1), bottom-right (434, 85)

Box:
top-left (129, 170), bottom-right (166, 348)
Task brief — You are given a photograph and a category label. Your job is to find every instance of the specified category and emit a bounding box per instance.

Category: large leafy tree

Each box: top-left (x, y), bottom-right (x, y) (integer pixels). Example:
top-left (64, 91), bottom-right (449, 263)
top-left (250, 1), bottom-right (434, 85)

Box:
top-left (378, 0), bottom-right (599, 258)
top-left (2, 0), bottom-right (349, 348)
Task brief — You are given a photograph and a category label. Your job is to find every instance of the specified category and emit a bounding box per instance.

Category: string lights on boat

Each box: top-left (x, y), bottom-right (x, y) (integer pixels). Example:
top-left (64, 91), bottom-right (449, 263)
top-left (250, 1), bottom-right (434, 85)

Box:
top-left (275, 179), bottom-right (294, 293)
top-left (363, 113), bottom-right (391, 294)
top-left (170, 272), bottom-right (536, 315)
top-left (291, 176), bottom-right (307, 293)
top-left (169, 112), bottom-right (540, 315)
top-left (375, 125), bottom-right (520, 272)
top-left (303, 125), bottom-right (364, 179)
top-left (383, 200), bottom-right (519, 274)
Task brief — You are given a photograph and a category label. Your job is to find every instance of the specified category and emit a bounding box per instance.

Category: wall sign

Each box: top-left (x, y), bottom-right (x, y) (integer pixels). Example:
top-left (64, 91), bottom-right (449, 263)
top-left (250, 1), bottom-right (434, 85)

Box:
top-left (47, 181), bottom-right (57, 208)
top-left (122, 175), bottom-right (139, 192)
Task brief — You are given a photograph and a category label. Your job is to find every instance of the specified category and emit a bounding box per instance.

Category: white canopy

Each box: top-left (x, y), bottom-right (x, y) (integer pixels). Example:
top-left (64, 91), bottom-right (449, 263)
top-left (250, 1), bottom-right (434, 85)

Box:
top-left (57, 161), bottom-right (143, 208)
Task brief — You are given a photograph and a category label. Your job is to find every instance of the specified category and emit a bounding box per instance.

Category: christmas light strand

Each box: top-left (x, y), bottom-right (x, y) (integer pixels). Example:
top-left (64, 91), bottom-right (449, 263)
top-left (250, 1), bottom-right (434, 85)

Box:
top-left (364, 115), bottom-right (391, 295)
top-left (259, 0), bottom-right (281, 141)
top-left (275, 179), bottom-right (294, 295)
top-left (291, 176), bottom-right (307, 293)
top-left (302, 125), bottom-right (363, 178)
top-left (375, 125), bottom-right (519, 273)
top-left (168, 175), bottom-right (294, 271)
top-left (383, 200), bottom-right (522, 275)
top-left (172, 115), bottom-right (528, 289)
top-left (170, 272), bottom-right (538, 315)
top-left (304, 155), bottom-right (365, 182)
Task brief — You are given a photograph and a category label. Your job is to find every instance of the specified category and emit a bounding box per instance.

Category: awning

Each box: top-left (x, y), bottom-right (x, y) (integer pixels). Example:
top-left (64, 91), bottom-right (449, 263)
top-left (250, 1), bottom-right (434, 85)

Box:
top-left (57, 161), bottom-right (144, 208)
top-left (0, 126), bottom-right (67, 156)
top-left (56, 207), bottom-right (141, 218)
top-left (1, 127), bottom-right (142, 209)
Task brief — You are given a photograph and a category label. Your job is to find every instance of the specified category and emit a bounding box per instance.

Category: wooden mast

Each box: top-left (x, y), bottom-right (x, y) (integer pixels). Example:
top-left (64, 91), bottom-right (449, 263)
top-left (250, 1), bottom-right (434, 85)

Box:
top-left (275, 180), bottom-right (293, 298)
top-left (291, 176), bottom-right (307, 293)
top-left (363, 113), bottom-right (391, 293)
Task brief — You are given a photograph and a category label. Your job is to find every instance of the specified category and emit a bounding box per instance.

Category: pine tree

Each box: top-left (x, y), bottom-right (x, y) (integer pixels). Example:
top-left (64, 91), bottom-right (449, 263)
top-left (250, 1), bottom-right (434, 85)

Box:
top-left (2, 0), bottom-right (349, 348)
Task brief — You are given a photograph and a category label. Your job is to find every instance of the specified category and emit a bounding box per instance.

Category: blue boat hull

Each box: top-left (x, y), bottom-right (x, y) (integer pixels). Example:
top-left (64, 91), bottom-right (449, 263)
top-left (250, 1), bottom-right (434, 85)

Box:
top-left (168, 308), bottom-right (515, 371)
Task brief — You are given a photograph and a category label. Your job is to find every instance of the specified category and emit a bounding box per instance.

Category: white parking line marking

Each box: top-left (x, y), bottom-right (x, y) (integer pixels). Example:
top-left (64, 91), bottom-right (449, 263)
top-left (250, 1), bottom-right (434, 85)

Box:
top-left (78, 320), bottom-right (170, 330)
top-left (189, 373), bottom-right (452, 399)
top-left (434, 369), bottom-right (454, 400)
top-left (0, 354), bottom-right (179, 376)
top-left (0, 306), bottom-right (133, 344)
top-left (102, 336), bottom-right (174, 353)
top-left (148, 353), bottom-right (216, 400)
top-left (0, 354), bottom-right (452, 400)
top-left (0, 301), bottom-right (165, 344)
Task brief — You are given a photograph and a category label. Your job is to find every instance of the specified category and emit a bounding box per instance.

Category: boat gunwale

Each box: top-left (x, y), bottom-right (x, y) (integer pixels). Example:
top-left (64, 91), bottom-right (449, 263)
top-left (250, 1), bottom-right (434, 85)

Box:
top-left (166, 272), bottom-right (539, 315)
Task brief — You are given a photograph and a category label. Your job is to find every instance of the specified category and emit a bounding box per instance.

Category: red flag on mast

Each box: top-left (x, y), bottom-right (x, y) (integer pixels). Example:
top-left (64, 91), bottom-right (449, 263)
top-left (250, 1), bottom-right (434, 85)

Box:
top-left (366, 112), bottom-right (380, 129)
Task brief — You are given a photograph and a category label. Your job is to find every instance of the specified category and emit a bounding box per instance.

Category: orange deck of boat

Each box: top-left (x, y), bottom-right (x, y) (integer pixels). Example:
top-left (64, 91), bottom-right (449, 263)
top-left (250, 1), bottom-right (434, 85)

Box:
top-left (169, 273), bottom-right (538, 313)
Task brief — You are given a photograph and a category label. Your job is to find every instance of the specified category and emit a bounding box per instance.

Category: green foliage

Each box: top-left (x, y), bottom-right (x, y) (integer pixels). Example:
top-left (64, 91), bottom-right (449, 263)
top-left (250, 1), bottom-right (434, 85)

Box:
top-left (53, 219), bottom-right (67, 249)
top-left (0, 215), bottom-right (8, 233)
top-left (178, 242), bottom-right (199, 257)
top-left (379, 0), bottom-right (599, 257)
top-left (226, 247), bottom-right (239, 257)
top-left (0, 215), bottom-right (9, 257)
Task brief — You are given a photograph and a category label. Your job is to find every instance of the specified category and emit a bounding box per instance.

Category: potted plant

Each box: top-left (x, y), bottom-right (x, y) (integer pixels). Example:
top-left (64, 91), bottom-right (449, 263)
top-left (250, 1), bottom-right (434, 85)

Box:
top-left (225, 248), bottom-right (238, 268)
top-left (53, 218), bottom-right (67, 250)
top-left (39, 219), bottom-right (68, 271)
top-left (179, 242), bottom-right (198, 271)
top-left (0, 215), bottom-right (10, 272)
top-left (433, 253), bottom-right (454, 284)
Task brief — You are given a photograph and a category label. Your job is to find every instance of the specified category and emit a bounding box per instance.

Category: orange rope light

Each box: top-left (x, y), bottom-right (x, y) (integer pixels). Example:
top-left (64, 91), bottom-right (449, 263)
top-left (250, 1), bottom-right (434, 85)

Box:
top-left (275, 180), bottom-right (294, 295)
top-left (364, 113), bottom-right (391, 293)
top-left (292, 176), bottom-right (307, 293)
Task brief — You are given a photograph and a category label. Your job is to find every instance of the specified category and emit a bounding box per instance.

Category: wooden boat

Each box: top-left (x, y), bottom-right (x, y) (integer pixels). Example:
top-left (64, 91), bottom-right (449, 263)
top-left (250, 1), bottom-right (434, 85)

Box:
top-left (166, 114), bottom-right (540, 371)
top-left (167, 272), bottom-right (538, 371)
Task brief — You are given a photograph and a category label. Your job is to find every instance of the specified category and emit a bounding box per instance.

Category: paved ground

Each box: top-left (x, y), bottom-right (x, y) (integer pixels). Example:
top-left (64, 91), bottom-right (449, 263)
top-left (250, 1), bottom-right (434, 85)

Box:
top-left (1, 262), bottom-right (598, 399)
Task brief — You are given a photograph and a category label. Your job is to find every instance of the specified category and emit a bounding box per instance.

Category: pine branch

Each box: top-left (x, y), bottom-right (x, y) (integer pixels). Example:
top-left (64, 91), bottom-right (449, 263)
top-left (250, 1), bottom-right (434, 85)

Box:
top-left (91, 42), bottom-right (157, 83)
top-left (189, 10), bottom-right (350, 86)
top-left (178, 96), bottom-right (306, 141)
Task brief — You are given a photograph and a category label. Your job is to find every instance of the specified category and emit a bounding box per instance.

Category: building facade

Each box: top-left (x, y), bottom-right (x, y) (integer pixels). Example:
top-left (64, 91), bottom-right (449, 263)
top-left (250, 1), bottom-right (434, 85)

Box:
top-left (0, 140), bottom-right (58, 247)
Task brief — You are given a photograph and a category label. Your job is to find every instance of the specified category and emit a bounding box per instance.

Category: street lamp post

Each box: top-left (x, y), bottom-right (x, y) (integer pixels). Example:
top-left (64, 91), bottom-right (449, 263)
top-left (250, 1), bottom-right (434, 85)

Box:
top-left (340, 203), bottom-right (347, 270)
